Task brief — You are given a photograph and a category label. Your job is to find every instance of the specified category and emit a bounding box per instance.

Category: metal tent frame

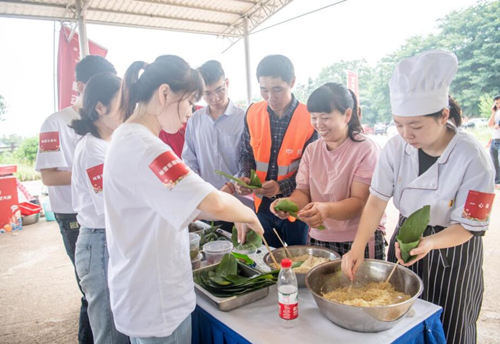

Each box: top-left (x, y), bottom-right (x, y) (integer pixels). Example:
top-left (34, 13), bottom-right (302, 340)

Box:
top-left (0, 0), bottom-right (296, 104)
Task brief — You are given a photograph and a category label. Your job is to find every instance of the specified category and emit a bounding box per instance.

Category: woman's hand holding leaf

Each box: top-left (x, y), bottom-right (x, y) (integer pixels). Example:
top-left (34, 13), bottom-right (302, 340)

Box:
top-left (270, 199), bottom-right (291, 220)
top-left (298, 202), bottom-right (329, 228)
top-left (395, 238), bottom-right (434, 266)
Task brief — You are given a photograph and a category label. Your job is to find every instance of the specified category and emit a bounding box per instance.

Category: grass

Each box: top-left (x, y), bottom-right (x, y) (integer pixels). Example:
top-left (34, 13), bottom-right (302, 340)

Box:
top-left (0, 153), bottom-right (40, 182)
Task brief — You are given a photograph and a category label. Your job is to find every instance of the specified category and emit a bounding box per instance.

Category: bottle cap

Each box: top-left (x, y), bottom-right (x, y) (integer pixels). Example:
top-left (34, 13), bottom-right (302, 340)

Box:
top-left (281, 258), bottom-right (292, 268)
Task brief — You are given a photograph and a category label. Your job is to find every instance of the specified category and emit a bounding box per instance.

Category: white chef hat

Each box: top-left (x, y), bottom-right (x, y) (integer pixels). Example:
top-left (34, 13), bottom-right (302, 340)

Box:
top-left (389, 50), bottom-right (458, 117)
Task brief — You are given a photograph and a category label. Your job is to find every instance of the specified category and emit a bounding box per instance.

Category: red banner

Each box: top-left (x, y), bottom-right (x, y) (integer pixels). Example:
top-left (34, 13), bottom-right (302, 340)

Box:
top-left (347, 70), bottom-right (359, 103)
top-left (57, 26), bottom-right (108, 110)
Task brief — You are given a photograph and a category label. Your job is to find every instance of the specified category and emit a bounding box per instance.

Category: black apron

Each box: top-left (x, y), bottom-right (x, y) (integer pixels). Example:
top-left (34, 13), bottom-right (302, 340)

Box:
top-left (388, 215), bottom-right (484, 344)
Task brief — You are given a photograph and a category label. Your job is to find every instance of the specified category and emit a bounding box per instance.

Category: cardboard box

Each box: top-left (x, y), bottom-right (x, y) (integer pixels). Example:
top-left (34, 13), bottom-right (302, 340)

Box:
top-left (0, 175), bottom-right (21, 233)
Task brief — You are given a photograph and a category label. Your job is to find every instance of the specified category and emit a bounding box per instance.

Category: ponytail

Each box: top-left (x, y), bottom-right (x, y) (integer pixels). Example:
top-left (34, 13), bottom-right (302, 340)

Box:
top-left (425, 96), bottom-right (462, 128)
top-left (120, 55), bottom-right (204, 120)
top-left (71, 115), bottom-right (100, 138)
top-left (120, 61), bottom-right (147, 121)
top-left (70, 72), bottom-right (121, 138)
top-left (448, 96), bottom-right (462, 127)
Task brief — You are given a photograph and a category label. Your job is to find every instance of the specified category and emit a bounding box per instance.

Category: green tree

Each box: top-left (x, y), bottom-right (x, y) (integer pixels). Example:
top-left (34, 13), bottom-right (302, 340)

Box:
top-left (294, 60), bottom-right (379, 123)
top-left (437, 0), bottom-right (500, 116)
top-left (478, 93), bottom-right (495, 118)
top-left (13, 137), bottom-right (38, 165)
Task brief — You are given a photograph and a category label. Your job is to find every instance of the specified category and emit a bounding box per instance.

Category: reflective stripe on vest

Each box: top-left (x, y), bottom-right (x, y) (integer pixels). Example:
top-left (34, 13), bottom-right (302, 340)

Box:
top-left (246, 101), bottom-right (315, 211)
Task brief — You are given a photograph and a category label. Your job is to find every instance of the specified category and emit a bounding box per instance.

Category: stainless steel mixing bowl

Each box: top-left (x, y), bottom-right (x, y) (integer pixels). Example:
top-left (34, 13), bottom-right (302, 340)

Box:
top-left (263, 245), bottom-right (340, 288)
top-left (305, 259), bottom-right (423, 332)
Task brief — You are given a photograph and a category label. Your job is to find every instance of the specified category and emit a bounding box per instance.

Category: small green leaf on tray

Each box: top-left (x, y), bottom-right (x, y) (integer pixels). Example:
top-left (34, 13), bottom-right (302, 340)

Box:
top-left (396, 205), bottom-right (431, 263)
top-left (194, 253), bottom-right (278, 298)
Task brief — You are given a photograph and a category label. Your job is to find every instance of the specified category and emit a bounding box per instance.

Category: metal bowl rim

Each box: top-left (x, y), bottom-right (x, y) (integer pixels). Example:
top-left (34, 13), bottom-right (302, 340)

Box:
top-left (263, 245), bottom-right (341, 275)
top-left (305, 259), bottom-right (424, 309)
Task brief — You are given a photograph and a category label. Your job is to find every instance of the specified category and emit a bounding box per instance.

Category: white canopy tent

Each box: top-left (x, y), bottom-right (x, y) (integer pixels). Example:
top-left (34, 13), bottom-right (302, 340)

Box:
top-left (0, 0), bottom-right (295, 104)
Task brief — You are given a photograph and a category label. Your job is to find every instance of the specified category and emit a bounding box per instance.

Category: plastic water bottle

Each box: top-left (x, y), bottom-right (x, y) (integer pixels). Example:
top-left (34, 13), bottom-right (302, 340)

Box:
top-left (278, 258), bottom-right (298, 328)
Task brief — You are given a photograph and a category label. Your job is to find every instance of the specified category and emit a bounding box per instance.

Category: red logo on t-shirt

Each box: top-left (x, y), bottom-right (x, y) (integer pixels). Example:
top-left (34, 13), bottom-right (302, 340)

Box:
top-left (39, 132), bottom-right (60, 152)
top-left (462, 190), bottom-right (495, 222)
top-left (86, 164), bottom-right (104, 194)
top-left (149, 151), bottom-right (190, 189)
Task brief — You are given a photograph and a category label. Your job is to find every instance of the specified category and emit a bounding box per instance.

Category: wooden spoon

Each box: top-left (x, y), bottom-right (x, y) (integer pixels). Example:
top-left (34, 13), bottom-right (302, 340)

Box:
top-left (261, 235), bottom-right (279, 269)
top-left (384, 262), bottom-right (399, 287)
top-left (272, 228), bottom-right (293, 259)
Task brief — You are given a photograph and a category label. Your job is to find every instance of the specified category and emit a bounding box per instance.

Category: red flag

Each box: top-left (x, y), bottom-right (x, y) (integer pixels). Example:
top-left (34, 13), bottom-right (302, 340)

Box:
top-left (347, 70), bottom-right (359, 102)
top-left (57, 26), bottom-right (108, 110)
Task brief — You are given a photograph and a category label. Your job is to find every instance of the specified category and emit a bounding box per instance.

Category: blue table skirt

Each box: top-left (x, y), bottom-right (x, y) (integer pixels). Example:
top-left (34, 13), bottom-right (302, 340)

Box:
top-left (192, 306), bottom-right (446, 344)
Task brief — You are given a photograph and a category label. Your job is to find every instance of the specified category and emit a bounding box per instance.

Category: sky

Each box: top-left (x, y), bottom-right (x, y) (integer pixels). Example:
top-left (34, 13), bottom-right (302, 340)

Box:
top-left (0, 0), bottom-right (481, 137)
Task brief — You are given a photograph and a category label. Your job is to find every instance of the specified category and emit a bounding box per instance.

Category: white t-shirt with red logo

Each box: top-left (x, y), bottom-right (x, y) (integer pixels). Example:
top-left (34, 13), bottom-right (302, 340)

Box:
top-left (35, 107), bottom-right (80, 214)
top-left (72, 134), bottom-right (107, 229)
top-left (104, 123), bottom-right (215, 338)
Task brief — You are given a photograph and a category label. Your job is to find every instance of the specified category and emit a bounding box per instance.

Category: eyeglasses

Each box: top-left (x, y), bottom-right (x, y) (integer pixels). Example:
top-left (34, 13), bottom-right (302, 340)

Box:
top-left (203, 85), bottom-right (226, 99)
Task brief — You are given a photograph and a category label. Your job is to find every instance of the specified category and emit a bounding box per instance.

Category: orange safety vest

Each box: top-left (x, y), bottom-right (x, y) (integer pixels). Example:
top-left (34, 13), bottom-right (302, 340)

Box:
top-left (246, 101), bottom-right (315, 212)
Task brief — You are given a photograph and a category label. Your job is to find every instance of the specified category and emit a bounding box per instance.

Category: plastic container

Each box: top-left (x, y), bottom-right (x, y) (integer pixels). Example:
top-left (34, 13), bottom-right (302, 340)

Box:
top-left (19, 202), bottom-right (42, 216)
top-left (278, 258), bottom-right (299, 328)
top-left (189, 233), bottom-right (201, 260)
top-left (191, 253), bottom-right (203, 270)
top-left (42, 201), bottom-right (56, 222)
top-left (203, 241), bottom-right (233, 265)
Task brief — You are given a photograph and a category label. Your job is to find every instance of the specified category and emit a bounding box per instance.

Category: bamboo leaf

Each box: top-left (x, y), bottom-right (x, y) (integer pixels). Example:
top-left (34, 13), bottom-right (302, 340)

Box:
top-left (215, 170), bottom-right (260, 189)
top-left (397, 238), bottom-right (420, 263)
top-left (396, 205), bottom-right (431, 263)
top-left (250, 169), bottom-right (263, 187)
top-left (231, 226), bottom-right (262, 252)
top-left (276, 200), bottom-right (326, 230)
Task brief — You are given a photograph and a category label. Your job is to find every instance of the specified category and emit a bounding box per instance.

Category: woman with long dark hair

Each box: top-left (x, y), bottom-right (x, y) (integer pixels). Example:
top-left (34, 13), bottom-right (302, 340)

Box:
top-left (103, 55), bottom-right (264, 344)
top-left (270, 82), bottom-right (385, 258)
top-left (71, 72), bottom-right (128, 344)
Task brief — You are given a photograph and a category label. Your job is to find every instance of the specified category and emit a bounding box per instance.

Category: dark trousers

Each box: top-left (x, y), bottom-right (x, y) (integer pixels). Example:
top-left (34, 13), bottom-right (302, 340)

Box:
top-left (55, 213), bottom-right (94, 344)
top-left (257, 197), bottom-right (308, 248)
top-left (490, 139), bottom-right (500, 184)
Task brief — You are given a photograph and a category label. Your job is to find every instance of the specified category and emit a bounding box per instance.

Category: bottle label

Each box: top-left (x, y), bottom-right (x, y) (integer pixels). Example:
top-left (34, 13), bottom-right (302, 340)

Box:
top-left (278, 291), bottom-right (298, 320)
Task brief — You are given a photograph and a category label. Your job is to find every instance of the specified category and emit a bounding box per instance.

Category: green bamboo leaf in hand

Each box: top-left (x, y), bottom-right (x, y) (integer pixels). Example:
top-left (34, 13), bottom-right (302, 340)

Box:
top-left (396, 205), bottom-right (431, 263)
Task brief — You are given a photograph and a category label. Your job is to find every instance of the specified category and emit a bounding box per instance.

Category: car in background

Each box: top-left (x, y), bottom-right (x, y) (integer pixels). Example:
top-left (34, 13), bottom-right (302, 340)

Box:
top-left (362, 124), bottom-right (374, 135)
top-left (386, 120), bottom-right (399, 137)
top-left (374, 122), bottom-right (388, 135)
top-left (463, 118), bottom-right (488, 129)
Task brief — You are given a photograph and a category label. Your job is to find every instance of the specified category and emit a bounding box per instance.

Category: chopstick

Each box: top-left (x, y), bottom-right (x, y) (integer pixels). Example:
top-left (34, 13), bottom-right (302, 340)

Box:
top-left (384, 262), bottom-right (399, 287)
top-left (272, 228), bottom-right (292, 259)
top-left (261, 235), bottom-right (280, 269)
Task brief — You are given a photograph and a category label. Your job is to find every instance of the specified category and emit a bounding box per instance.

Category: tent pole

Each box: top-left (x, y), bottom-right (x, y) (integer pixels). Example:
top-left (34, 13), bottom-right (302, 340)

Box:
top-left (74, 0), bottom-right (89, 58)
top-left (243, 16), bottom-right (252, 106)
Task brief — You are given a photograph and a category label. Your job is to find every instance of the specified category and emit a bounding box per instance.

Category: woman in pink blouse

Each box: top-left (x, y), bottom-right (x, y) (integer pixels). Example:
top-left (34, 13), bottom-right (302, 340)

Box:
top-left (270, 82), bottom-right (385, 258)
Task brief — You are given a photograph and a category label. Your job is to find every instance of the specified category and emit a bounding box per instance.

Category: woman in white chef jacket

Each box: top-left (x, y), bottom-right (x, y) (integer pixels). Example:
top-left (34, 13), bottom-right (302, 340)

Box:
top-left (342, 50), bottom-right (495, 344)
top-left (71, 73), bottom-right (128, 344)
top-left (103, 55), bottom-right (265, 344)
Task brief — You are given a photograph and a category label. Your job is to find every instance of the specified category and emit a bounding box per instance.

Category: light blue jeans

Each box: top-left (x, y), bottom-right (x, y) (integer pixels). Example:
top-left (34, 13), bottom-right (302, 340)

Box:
top-left (75, 227), bottom-right (129, 344)
top-left (130, 315), bottom-right (191, 344)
